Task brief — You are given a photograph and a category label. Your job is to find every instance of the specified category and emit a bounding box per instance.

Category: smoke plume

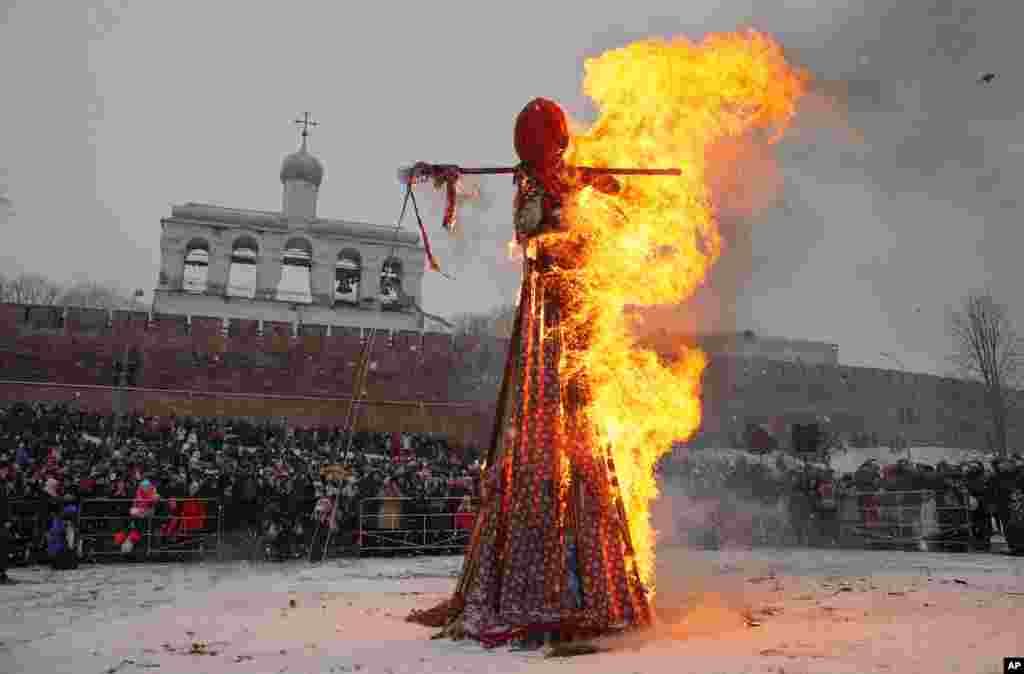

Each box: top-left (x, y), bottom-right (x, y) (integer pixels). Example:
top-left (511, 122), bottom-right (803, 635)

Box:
top-left (417, 177), bottom-right (522, 320)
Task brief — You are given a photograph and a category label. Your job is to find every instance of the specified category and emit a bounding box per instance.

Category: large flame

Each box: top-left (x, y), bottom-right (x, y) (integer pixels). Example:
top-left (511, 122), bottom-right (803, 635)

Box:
top-left (551, 30), bottom-right (808, 591)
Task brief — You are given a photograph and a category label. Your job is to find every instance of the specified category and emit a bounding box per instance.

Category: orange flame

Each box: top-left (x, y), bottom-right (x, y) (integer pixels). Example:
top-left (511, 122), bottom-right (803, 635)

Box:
top-left (507, 238), bottom-right (523, 262)
top-left (552, 30), bottom-right (808, 592)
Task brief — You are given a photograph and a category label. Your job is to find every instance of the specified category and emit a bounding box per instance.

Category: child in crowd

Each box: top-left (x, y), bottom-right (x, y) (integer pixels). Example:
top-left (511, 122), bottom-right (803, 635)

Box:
top-left (47, 505), bottom-right (79, 570)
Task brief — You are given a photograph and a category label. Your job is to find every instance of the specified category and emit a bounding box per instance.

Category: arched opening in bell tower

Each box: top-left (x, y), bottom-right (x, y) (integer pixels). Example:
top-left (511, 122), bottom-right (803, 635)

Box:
top-left (182, 238), bottom-right (210, 293)
top-left (227, 235), bottom-right (259, 299)
top-left (277, 236), bottom-right (313, 304)
top-left (380, 257), bottom-right (403, 310)
top-left (335, 248), bottom-right (361, 305)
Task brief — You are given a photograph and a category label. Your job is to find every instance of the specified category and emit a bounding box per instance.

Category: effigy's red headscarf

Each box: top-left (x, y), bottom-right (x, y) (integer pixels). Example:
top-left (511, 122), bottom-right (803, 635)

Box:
top-left (514, 98), bottom-right (569, 169)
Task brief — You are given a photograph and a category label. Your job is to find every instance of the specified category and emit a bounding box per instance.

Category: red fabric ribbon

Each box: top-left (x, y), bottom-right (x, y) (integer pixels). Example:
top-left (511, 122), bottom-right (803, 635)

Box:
top-left (403, 164), bottom-right (454, 274)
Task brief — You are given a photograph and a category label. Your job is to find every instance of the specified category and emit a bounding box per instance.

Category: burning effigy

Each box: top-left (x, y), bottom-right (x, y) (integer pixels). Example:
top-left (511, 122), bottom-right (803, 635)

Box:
top-left (404, 30), bottom-right (808, 648)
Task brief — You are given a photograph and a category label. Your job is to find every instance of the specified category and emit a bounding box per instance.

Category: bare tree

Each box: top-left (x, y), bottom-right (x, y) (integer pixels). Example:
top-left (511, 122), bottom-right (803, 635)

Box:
top-left (949, 293), bottom-right (1022, 457)
top-left (0, 273), bottom-right (62, 305)
top-left (0, 271), bottom-right (138, 310)
top-left (59, 281), bottom-right (133, 310)
top-left (453, 303), bottom-right (516, 338)
top-left (453, 312), bottom-right (491, 337)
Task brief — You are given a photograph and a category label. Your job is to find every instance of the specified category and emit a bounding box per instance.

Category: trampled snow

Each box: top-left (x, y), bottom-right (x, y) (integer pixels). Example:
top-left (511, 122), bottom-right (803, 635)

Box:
top-left (2, 547), bottom-right (1022, 674)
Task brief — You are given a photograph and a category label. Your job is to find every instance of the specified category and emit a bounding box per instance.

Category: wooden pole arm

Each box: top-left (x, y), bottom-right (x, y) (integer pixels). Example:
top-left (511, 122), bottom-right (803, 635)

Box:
top-left (398, 162), bottom-right (680, 184)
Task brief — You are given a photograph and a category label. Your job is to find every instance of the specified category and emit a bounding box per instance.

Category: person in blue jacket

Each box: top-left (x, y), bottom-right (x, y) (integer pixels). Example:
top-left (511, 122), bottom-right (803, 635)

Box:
top-left (47, 505), bottom-right (79, 570)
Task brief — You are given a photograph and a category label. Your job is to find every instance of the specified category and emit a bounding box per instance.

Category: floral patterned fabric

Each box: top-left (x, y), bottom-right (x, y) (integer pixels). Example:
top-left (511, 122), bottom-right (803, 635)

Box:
top-left (449, 166), bottom-right (650, 643)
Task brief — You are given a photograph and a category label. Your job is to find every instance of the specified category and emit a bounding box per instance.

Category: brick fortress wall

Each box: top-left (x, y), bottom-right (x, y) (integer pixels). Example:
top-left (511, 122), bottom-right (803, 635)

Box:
top-left (0, 303), bottom-right (1017, 451)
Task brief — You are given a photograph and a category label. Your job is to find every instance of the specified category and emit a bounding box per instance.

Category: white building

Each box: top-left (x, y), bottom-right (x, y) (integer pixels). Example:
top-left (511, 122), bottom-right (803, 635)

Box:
top-left (153, 116), bottom-right (441, 333)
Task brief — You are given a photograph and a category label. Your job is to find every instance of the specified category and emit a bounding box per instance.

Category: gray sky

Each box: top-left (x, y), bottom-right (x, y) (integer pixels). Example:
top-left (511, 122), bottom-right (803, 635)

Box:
top-left (2, 1), bottom-right (1022, 377)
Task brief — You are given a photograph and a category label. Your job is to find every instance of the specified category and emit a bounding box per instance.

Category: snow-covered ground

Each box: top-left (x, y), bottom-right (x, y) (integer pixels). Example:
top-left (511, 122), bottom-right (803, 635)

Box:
top-left (2, 547), bottom-right (1022, 674)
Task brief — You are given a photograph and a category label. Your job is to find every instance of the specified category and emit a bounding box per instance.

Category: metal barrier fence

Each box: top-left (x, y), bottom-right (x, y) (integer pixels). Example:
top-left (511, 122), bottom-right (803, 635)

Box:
top-left (6, 499), bottom-right (48, 564)
top-left (7, 499), bottom-right (46, 535)
top-left (357, 497), bottom-right (478, 555)
top-left (76, 498), bottom-right (222, 561)
top-left (683, 489), bottom-right (984, 551)
top-left (836, 490), bottom-right (978, 551)
top-left (1, 489), bottom-right (989, 563)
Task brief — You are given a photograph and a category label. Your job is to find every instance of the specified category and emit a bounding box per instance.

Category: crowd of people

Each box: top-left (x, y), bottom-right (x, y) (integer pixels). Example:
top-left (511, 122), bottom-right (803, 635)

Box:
top-left (0, 401), bottom-right (482, 579)
top-left (659, 450), bottom-right (1024, 553)
top-left (4, 400), bottom-right (1024, 582)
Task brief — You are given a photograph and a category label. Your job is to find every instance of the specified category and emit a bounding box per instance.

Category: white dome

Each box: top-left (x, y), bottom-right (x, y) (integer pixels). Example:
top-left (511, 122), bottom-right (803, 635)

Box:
top-left (280, 141), bottom-right (324, 187)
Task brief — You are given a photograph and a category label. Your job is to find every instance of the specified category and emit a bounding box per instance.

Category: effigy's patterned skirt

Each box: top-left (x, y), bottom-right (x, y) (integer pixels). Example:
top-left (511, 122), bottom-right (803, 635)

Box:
top-left (459, 256), bottom-right (651, 644)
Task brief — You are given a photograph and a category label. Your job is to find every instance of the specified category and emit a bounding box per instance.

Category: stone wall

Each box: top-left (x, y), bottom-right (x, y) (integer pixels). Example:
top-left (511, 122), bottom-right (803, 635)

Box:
top-left (1, 303), bottom-right (1017, 451)
top-left (697, 357), bottom-right (1021, 451)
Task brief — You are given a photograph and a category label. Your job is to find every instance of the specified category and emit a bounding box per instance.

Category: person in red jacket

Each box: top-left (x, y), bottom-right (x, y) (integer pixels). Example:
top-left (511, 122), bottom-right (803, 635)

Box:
top-left (454, 495), bottom-right (475, 532)
top-left (130, 479), bottom-right (159, 518)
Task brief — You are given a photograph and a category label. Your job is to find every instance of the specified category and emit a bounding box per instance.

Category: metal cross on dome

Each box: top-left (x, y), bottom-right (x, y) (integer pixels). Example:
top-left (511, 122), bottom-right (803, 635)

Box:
top-left (294, 111), bottom-right (319, 139)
